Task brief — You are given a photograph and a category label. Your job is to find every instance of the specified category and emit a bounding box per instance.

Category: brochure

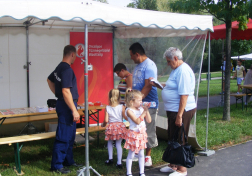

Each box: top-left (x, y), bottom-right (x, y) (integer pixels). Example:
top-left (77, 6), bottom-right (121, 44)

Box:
top-left (150, 78), bottom-right (164, 90)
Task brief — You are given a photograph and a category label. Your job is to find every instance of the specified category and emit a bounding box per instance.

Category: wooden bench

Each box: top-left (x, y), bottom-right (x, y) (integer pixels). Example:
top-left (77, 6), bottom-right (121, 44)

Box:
top-left (230, 93), bottom-right (252, 111)
top-left (0, 121), bottom-right (129, 175)
top-left (0, 126), bottom-right (105, 175)
top-left (0, 106), bottom-right (106, 175)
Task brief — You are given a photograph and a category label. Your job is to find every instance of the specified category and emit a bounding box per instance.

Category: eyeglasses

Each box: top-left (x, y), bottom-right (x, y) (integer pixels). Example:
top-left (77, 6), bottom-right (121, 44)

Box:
top-left (115, 70), bottom-right (121, 76)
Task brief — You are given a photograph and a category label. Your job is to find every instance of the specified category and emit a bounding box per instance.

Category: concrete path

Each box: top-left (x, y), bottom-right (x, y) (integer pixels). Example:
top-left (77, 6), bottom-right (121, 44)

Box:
top-left (132, 140), bottom-right (252, 176)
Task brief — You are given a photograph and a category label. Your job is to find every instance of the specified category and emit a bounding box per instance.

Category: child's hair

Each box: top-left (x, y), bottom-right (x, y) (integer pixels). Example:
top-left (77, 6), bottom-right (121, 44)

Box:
top-left (108, 89), bottom-right (120, 105)
top-left (125, 88), bottom-right (143, 107)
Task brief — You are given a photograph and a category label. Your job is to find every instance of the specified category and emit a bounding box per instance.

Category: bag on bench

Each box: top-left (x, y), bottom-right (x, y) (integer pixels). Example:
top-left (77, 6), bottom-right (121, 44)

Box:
top-left (47, 99), bottom-right (57, 108)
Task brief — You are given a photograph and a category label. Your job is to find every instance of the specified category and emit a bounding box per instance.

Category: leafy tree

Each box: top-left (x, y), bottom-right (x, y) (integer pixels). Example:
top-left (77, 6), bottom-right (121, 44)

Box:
top-left (93, 0), bottom-right (107, 3)
top-left (127, 0), bottom-right (157, 10)
top-left (168, 0), bottom-right (250, 121)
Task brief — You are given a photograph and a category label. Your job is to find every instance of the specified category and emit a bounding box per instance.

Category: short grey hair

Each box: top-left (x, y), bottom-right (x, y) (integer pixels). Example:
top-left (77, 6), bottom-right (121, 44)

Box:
top-left (163, 47), bottom-right (183, 60)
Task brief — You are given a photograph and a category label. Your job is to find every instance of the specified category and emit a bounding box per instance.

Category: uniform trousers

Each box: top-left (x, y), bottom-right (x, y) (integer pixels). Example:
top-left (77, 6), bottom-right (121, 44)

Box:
top-left (51, 99), bottom-right (77, 170)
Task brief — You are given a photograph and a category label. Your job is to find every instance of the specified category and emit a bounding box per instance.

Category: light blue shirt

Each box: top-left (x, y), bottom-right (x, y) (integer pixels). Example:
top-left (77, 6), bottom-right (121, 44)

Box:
top-left (161, 62), bottom-right (196, 112)
top-left (132, 58), bottom-right (159, 108)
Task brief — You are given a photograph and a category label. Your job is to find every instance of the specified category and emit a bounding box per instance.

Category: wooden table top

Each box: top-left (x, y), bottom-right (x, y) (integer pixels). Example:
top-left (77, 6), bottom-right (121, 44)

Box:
top-left (241, 84), bottom-right (252, 89)
top-left (0, 105), bottom-right (106, 118)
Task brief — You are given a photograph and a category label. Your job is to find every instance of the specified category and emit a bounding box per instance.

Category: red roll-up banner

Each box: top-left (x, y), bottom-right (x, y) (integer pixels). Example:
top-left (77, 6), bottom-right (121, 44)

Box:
top-left (70, 32), bottom-right (113, 125)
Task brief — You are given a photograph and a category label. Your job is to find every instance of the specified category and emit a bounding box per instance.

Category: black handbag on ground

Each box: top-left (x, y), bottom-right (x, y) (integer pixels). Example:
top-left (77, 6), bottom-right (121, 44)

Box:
top-left (47, 99), bottom-right (57, 108)
top-left (162, 123), bottom-right (195, 168)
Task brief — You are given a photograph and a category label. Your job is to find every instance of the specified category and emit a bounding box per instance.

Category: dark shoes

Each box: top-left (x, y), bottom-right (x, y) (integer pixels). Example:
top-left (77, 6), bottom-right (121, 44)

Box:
top-left (51, 167), bottom-right (71, 174)
top-left (71, 162), bottom-right (83, 167)
top-left (105, 159), bottom-right (113, 165)
top-left (116, 163), bottom-right (123, 169)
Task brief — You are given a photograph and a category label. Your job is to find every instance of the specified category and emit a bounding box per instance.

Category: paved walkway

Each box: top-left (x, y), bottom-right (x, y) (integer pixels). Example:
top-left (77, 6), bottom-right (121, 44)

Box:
top-left (132, 141), bottom-right (252, 176)
top-left (132, 95), bottom-right (252, 176)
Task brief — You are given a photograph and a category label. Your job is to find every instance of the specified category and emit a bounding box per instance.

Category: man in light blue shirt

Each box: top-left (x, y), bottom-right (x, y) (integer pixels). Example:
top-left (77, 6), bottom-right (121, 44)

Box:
top-left (129, 42), bottom-right (159, 167)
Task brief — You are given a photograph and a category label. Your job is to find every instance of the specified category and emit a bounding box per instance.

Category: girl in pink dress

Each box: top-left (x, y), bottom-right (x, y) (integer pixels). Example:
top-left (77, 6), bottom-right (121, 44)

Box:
top-left (124, 89), bottom-right (151, 176)
top-left (101, 89), bottom-right (127, 168)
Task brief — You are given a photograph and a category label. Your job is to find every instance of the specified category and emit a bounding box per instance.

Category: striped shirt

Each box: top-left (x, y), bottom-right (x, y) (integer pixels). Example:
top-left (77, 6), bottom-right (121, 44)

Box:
top-left (118, 73), bottom-right (132, 104)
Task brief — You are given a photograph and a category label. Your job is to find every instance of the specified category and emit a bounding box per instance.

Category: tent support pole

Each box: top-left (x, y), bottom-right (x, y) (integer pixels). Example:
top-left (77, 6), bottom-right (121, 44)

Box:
top-left (84, 23), bottom-right (89, 176)
top-left (198, 32), bottom-right (215, 156)
top-left (77, 24), bottom-right (101, 176)
top-left (26, 26), bottom-right (30, 107)
top-left (112, 26), bottom-right (115, 87)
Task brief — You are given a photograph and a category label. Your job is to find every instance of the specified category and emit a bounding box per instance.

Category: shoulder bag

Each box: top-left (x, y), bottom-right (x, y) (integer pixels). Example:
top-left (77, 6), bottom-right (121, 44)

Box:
top-left (162, 123), bottom-right (195, 168)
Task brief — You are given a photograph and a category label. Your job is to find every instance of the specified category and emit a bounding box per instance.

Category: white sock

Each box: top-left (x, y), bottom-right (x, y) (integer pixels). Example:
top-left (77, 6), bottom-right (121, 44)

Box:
top-left (107, 140), bottom-right (113, 160)
top-left (138, 149), bottom-right (145, 174)
top-left (115, 139), bottom-right (122, 164)
top-left (126, 150), bottom-right (135, 175)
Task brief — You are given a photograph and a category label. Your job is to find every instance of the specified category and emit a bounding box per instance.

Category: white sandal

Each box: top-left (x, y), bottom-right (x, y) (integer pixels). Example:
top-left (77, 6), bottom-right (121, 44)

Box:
top-left (169, 171), bottom-right (187, 176)
top-left (160, 166), bottom-right (175, 173)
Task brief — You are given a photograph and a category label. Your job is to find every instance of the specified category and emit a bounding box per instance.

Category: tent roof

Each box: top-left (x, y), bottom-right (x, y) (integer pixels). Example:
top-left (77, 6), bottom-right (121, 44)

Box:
top-left (231, 53), bottom-right (252, 60)
top-left (211, 18), bottom-right (252, 40)
top-left (0, 0), bottom-right (213, 38)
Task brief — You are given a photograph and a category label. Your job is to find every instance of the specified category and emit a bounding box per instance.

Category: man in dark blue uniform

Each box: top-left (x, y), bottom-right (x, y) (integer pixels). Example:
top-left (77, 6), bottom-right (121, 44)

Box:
top-left (47, 45), bottom-right (82, 174)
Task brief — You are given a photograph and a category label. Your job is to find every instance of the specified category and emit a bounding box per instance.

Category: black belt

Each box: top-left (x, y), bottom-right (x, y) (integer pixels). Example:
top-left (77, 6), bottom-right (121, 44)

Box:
top-left (73, 99), bottom-right (78, 102)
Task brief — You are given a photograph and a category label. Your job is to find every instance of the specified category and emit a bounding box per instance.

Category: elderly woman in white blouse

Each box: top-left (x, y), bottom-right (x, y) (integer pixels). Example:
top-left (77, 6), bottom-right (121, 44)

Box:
top-left (150, 47), bottom-right (197, 176)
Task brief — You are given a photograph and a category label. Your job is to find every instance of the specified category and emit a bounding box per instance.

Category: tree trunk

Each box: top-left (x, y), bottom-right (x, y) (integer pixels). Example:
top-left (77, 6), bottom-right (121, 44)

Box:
top-left (223, 19), bottom-right (232, 121)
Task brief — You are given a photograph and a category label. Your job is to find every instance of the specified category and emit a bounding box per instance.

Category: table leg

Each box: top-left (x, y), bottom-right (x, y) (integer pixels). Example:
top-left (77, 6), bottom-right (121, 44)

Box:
top-left (0, 117), bottom-right (6, 127)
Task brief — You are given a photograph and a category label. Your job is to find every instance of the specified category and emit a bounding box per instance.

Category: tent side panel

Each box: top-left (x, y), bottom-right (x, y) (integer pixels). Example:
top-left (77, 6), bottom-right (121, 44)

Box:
top-left (0, 28), bottom-right (27, 109)
top-left (29, 28), bottom-right (70, 107)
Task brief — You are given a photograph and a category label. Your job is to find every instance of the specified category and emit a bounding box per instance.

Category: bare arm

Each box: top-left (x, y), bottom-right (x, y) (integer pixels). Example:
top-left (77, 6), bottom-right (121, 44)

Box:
top-left (101, 109), bottom-right (109, 127)
top-left (142, 105), bottom-right (151, 123)
top-left (126, 75), bottom-right (132, 89)
top-left (127, 109), bottom-right (146, 125)
top-left (141, 79), bottom-right (153, 99)
top-left (233, 70), bottom-right (237, 79)
top-left (62, 88), bottom-right (80, 122)
top-left (47, 78), bottom-right (55, 94)
top-left (175, 95), bottom-right (188, 127)
top-left (122, 105), bottom-right (128, 121)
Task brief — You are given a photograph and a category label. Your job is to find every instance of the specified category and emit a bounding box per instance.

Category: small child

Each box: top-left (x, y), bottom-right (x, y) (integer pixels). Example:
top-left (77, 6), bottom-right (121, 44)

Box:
top-left (101, 89), bottom-right (127, 168)
top-left (124, 89), bottom-right (151, 176)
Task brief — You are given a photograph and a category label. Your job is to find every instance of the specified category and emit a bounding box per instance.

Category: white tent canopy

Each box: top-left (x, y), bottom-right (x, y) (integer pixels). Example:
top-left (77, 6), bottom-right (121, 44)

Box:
top-left (0, 1), bottom-right (213, 174)
top-left (0, 0), bottom-right (213, 38)
top-left (231, 53), bottom-right (252, 60)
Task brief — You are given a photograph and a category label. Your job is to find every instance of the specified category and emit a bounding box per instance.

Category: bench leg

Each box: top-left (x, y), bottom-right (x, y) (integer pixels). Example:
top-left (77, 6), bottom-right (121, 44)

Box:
top-left (14, 143), bottom-right (23, 175)
top-left (242, 97), bottom-right (244, 111)
top-left (236, 98), bottom-right (238, 108)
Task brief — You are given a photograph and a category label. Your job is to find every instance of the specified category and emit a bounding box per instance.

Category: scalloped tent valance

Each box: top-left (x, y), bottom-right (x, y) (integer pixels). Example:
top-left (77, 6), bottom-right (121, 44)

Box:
top-left (0, 0), bottom-right (213, 38)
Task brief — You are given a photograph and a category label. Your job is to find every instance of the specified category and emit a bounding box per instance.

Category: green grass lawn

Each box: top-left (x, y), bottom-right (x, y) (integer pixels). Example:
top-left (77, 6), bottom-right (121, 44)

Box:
top-left (1, 103), bottom-right (252, 176)
top-left (157, 77), bottom-right (239, 101)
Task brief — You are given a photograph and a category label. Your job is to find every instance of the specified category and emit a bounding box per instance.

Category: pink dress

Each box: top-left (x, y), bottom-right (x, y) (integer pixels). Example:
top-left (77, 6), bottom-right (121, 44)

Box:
top-left (123, 107), bottom-right (148, 154)
top-left (104, 104), bottom-right (127, 141)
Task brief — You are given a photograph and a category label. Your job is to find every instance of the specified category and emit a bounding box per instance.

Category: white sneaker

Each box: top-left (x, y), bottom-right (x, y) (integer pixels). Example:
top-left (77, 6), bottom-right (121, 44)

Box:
top-left (160, 166), bottom-right (175, 173)
top-left (169, 171), bottom-right (187, 176)
top-left (144, 156), bottom-right (152, 167)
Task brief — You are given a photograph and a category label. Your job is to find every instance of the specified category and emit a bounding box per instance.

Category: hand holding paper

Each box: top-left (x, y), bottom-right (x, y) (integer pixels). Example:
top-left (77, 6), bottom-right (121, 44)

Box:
top-left (150, 78), bottom-right (164, 90)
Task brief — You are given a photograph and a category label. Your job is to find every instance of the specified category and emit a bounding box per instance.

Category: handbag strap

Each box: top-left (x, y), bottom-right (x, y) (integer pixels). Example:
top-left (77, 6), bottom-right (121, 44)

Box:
top-left (181, 123), bottom-right (188, 144)
top-left (172, 123), bottom-right (188, 144)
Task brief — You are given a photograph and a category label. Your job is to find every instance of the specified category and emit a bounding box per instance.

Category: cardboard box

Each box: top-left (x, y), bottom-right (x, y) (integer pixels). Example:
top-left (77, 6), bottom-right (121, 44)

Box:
top-left (45, 122), bottom-right (58, 132)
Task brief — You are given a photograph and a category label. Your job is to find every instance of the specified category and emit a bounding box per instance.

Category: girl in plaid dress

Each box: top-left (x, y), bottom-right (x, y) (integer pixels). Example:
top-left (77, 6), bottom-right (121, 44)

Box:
top-left (124, 89), bottom-right (151, 176)
top-left (101, 89), bottom-right (127, 168)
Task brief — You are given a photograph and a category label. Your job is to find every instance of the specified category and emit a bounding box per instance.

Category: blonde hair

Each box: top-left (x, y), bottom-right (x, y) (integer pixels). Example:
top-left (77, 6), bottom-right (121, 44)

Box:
top-left (108, 89), bottom-right (120, 106)
top-left (125, 88), bottom-right (143, 107)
